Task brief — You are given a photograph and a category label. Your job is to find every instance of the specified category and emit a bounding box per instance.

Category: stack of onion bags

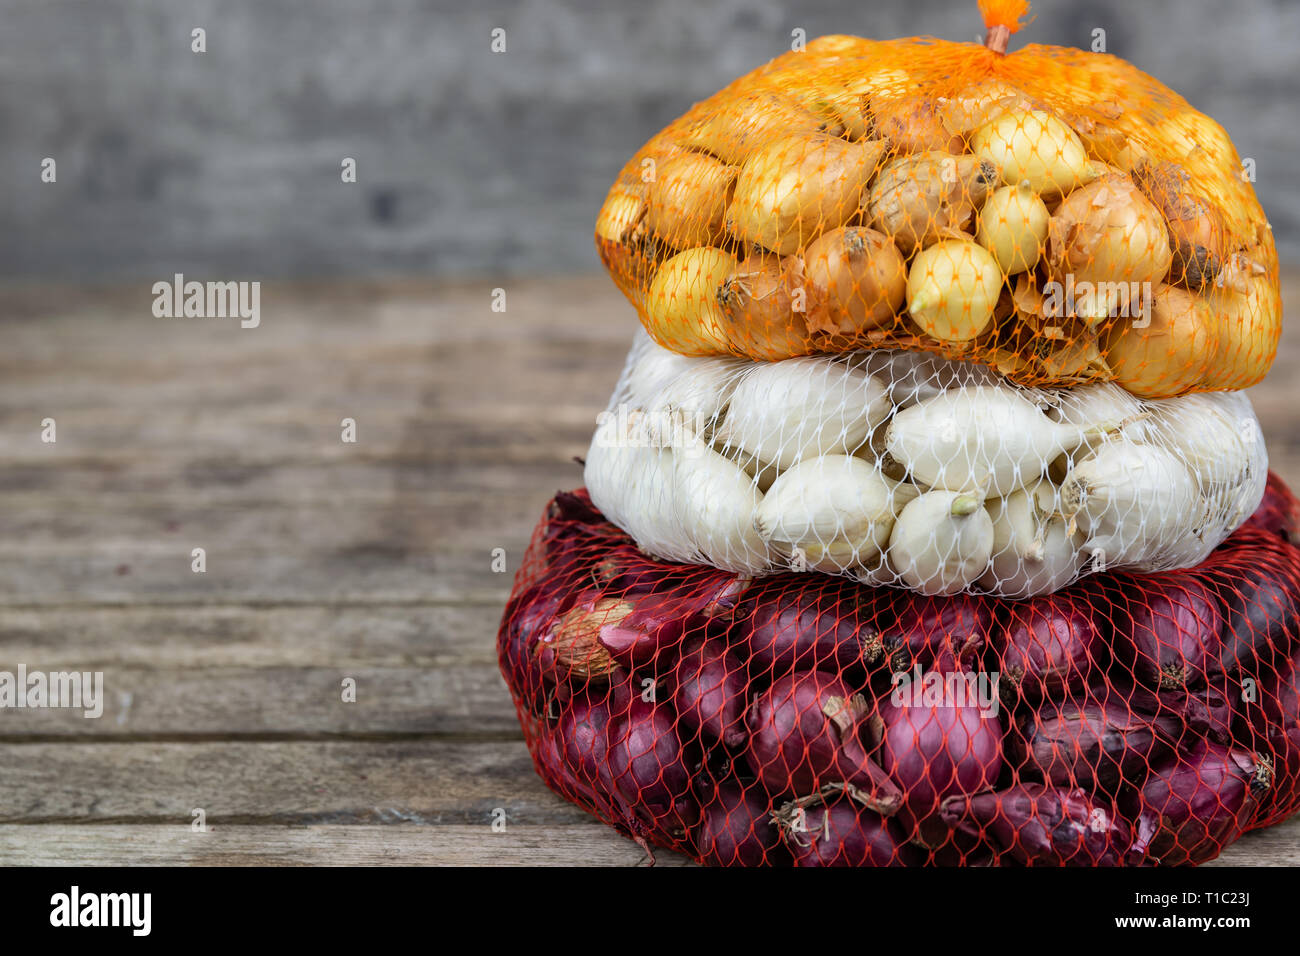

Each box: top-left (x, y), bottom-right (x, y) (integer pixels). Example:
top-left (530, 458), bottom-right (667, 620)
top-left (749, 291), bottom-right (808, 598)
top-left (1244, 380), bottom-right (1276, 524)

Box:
top-left (498, 0), bottom-right (1300, 866)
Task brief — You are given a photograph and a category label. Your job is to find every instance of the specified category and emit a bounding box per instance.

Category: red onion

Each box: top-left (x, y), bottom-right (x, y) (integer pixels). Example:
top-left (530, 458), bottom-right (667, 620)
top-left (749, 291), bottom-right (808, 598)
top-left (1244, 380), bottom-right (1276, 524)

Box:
top-left (599, 575), bottom-right (750, 669)
top-left (1240, 470), bottom-right (1300, 545)
top-left (1200, 530), bottom-right (1300, 676)
top-left (605, 697), bottom-right (700, 842)
top-left (744, 671), bottom-right (900, 812)
top-left (1237, 653), bottom-right (1300, 823)
top-left (737, 579), bottom-right (893, 678)
top-left (992, 591), bottom-right (1104, 704)
top-left (1112, 575), bottom-right (1224, 691)
top-left (1123, 741), bottom-right (1272, 865)
top-left (499, 583), bottom-right (570, 718)
top-left (695, 784), bottom-right (787, 866)
top-left (881, 592), bottom-right (992, 673)
top-left (668, 638), bottom-right (748, 749)
top-left (534, 594), bottom-right (630, 684)
top-left (1008, 694), bottom-right (1179, 795)
top-left (877, 655), bottom-right (1004, 842)
top-left (775, 790), bottom-right (917, 867)
top-left (941, 785), bottom-right (1140, 866)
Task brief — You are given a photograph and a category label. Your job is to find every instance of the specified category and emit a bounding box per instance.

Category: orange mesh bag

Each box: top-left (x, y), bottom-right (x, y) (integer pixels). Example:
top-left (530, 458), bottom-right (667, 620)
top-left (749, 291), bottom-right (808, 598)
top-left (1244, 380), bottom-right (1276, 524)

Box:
top-left (594, 0), bottom-right (1280, 399)
top-left (498, 475), bottom-right (1300, 865)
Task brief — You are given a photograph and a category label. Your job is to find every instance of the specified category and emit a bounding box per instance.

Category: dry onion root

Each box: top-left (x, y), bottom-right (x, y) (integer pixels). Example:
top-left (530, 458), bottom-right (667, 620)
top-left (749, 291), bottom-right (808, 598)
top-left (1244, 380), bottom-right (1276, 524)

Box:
top-left (726, 133), bottom-right (887, 255)
top-left (801, 226), bottom-right (907, 337)
top-left (644, 152), bottom-right (738, 249)
top-left (866, 152), bottom-right (997, 255)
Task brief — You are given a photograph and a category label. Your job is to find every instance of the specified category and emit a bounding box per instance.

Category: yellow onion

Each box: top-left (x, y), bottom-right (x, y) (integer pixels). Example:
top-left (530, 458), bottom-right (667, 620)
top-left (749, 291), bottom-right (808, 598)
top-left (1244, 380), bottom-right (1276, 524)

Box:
top-left (1045, 173), bottom-right (1173, 323)
top-left (715, 253), bottom-right (811, 361)
top-left (1132, 161), bottom-right (1226, 289)
top-left (906, 239), bottom-right (1003, 345)
top-left (972, 109), bottom-right (1099, 196)
top-left (866, 152), bottom-right (997, 255)
top-left (1100, 284), bottom-right (1215, 398)
top-left (1202, 252), bottom-right (1280, 391)
top-left (595, 182), bottom-right (650, 283)
top-left (645, 247), bottom-right (737, 354)
top-left (644, 152), bottom-right (737, 248)
top-left (801, 226), bottom-right (907, 336)
top-left (727, 133), bottom-right (886, 255)
top-left (976, 182), bottom-right (1050, 274)
top-left (870, 94), bottom-right (965, 154)
top-left (684, 89), bottom-right (827, 165)
top-left (1154, 110), bottom-right (1237, 181)
top-left (938, 80), bottom-right (1036, 133)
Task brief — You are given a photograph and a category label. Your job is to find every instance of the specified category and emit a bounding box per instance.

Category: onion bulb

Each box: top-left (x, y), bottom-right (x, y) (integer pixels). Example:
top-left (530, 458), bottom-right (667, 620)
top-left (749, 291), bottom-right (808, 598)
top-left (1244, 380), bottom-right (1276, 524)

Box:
top-left (976, 182), bottom-right (1050, 274)
top-left (1045, 173), bottom-right (1173, 322)
top-left (644, 152), bottom-right (737, 249)
top-left (980, 480), bottom-right (1086, 598)
top-left (754, 455), bottom-right (908, 572)
top-left (595, 182), bottom-right (651, 282)
top-left (1202, 252), bottom-right (1280, 392)
top-left (937, 81), bottom-right (1036, 133)
top-left (619, 331), bottom-right (742, 435)
top-left (971, 109), bottom-right (1100, 196)
top-left (887, 490), bottom-right (994, 596)
top-left (1132, 161), bottom-right (1225, 289)
top-left (684, 89), bottom-right (827, 165)
top-left (1060, 441), bottom-right (1201, 570)
top-left (869, 94), bottom-right (964, 154)
top-left (1045, 382), bottom-right (1151, 459)
top-left (801, 226), bottom-right (907, 336)
top-left (1100, 284), bottom-right (1215, 399)
top-left (866, 152), bottom-right (997, 255)
top-left (1147, 391), bottom-right (1260, 490)
top-left (715, 253), bottom-right (811, 361)
top-left (645, 247), bottom-right (737, 354)
top-left (727, 133), bottom-right (886, 255)
top-left (714, 357), bottom-right (890, 471)
top-left (905, 239), bottom-right (1003, 344)
top-left (671, 434), bottom-right (772, 573)
top-left (884, 384), bottom-right (1110, 496)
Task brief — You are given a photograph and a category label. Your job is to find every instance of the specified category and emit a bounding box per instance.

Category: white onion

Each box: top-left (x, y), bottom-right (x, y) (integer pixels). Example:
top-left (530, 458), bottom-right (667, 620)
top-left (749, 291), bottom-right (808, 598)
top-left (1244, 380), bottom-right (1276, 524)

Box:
top-left (979, 480), bottom-right (1085, 598)
top-left (887, 490), bottom-right (994, 595)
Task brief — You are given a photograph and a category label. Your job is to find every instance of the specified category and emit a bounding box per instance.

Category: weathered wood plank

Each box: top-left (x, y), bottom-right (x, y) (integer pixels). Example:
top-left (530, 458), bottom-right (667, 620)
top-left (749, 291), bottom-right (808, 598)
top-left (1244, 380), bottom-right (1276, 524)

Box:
top-left (0, 824), bottom-right (691, 867)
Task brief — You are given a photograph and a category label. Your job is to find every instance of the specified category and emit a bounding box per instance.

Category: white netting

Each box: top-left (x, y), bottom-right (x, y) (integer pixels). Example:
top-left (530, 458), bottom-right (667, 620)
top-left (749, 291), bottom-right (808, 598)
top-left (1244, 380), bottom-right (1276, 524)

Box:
top-left (584, 331), bottom-right (1267, 598)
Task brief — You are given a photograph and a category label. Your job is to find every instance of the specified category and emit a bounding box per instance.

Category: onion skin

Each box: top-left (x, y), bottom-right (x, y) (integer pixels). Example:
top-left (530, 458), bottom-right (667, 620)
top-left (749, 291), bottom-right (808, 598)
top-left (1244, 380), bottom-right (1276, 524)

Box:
top-left (881, 591), bottom-right (992, 673)
top-left (877, 661), bottom-right (1004, 842)
top-left (606, 697), bottom-right (700, 842)
top-left (535, 595), bottom-right (630, 683)
top-left (1132, 160), bottom-right (1226, 290)
top-left (1109, 575), bottom-right (1224, 691)
top-left (598, 573), bottom-right (750, 669)
top-left (744, 671), bottom-right (900, 812)
top-left (737, 579), bottom-right (893, 677)
top-left (1009, 695), bottom-right (1179, 795)
top-left (727, 134), bottom-right (886, 256)
top-left (866, 152), bottom-right (997, 256)
top-left (871, 95), bottom-right (965, 155)
top-left (992, 591), bottom-right (1104, 705)
top-left (716, 253), bottom-right (811, 361)
top-left (1124, 742), bottom-right (1271, 866)
top-left (644, 152), bottom-right (737, 249)
top-left (1100, 284), bottom-right (1215, 399)
top-left (669, 638), bottom-right (749, 749)
top-left (941, 785), bottom-right (1140, 866)
top-left (684, 89), bottom-right (828, 165)
top-left (1197, 529), bottom-right (1300, 676)
top-left (779, 792), bottom-right (918, 866)
top-left (801, 226), bottom-right (907, 336)
top-left (645, 247), bottom-right (737, 355)
top-left (695, 784), bottom-right (787, 866)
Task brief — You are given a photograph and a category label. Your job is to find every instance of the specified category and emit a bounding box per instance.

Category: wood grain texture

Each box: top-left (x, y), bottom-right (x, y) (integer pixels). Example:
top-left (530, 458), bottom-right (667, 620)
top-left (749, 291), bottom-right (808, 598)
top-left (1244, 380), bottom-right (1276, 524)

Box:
top-left (0, 273), bottom-right (1296, 866)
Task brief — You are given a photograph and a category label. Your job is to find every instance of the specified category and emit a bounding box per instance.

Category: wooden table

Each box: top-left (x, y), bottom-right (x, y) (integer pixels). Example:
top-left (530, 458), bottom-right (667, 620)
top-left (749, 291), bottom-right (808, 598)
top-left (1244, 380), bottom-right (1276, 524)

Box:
top-left (0, 274), bottom-right (1296, 866)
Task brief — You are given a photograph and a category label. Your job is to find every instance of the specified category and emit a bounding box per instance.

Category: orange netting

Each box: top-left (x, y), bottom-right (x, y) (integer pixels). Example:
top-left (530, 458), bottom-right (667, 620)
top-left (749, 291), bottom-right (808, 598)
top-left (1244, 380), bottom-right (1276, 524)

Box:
top-left (594, 20), bottom-right (1279, 399)
top-left (498, 472), bottom-right (1300, 865)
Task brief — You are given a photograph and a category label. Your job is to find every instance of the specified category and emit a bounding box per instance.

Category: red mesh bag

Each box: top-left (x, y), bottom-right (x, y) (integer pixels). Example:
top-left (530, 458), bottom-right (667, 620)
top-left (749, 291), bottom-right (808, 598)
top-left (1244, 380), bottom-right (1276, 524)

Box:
top-left (594, 0), bottom-right (1280, 399)
top-left (497, 474), bottom-right (1300, 865)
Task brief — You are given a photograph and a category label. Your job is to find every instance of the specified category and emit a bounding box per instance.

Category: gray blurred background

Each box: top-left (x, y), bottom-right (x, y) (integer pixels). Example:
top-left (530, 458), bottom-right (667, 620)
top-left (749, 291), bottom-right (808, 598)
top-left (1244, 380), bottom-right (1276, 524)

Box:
top-left (2, 0), bottom-right (1296, 283)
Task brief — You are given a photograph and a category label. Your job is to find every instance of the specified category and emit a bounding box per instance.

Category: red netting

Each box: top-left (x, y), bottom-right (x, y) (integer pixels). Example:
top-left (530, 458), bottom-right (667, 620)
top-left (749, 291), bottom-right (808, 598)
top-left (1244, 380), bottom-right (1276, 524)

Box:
top-left (498, 473), bottom-right (1300, 865)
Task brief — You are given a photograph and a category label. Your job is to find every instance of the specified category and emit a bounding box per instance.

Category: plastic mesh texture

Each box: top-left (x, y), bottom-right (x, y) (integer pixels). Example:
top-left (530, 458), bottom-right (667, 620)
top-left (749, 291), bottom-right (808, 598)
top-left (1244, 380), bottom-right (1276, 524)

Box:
top-left (499, 476), bottom-right (1300, 866)
top-left (584, 331), bottom-right (1266, 597)
top-left (594, 34), bottom-right (1280, 398)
